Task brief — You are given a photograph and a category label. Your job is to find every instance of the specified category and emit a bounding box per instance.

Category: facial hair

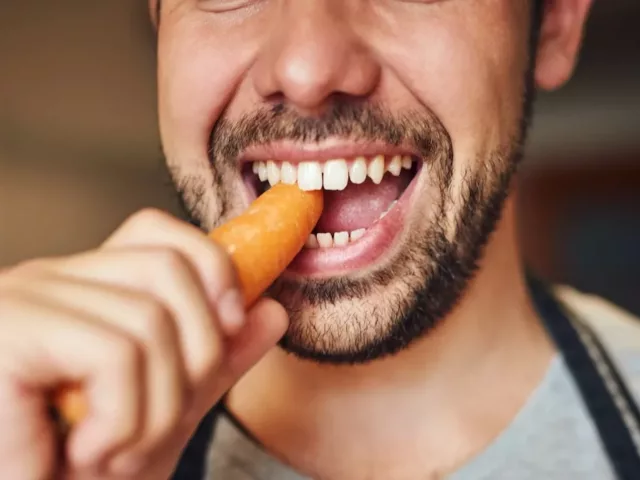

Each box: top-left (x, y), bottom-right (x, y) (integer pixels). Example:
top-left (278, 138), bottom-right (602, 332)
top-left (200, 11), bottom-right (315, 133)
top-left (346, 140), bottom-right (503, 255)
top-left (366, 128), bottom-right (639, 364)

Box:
top-left (171, 28), bottom-right (538, 366)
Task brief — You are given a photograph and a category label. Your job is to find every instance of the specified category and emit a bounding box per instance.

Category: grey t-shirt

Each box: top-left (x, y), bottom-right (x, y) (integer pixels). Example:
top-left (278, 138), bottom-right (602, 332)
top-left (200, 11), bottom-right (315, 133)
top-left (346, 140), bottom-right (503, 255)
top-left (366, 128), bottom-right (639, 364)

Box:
top-left (202, 288), bottom-right (640, 480)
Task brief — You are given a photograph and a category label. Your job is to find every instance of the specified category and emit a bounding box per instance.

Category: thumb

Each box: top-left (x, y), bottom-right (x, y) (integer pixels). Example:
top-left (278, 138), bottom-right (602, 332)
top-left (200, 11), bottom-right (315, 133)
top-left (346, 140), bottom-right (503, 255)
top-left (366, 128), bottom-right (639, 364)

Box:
top-left (219, 298), bottom-right (289, 388)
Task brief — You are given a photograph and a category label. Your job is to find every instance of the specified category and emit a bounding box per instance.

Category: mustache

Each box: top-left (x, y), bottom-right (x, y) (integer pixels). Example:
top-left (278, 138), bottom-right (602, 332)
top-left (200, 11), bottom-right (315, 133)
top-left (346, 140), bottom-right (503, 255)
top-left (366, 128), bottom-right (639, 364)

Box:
top-left (208, 100), bottom-right (453, 167)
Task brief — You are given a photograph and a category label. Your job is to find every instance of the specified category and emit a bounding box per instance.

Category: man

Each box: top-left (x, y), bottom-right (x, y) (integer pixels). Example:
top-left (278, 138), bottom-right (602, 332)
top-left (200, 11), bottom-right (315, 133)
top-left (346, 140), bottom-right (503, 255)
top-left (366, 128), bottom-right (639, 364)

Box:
top-left (3, 0), bottom-right (639, 478)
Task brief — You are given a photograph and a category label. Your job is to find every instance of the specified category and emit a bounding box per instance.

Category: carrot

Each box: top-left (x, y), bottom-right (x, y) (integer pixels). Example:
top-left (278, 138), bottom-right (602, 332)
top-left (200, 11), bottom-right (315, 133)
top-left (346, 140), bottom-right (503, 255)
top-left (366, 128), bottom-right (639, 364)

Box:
top-left (52, 383), bottom-right (87, 428)
top-left (210, 183), bottom-right (323, 306)
top-left (53, 183), bottom-right (323, 428)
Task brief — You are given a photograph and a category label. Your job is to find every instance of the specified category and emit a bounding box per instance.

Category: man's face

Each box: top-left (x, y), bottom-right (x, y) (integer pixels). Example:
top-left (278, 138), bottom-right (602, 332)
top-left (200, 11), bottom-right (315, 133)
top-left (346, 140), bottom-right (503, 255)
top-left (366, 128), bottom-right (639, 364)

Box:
top-left (154, 0), bottom-right (590, 363)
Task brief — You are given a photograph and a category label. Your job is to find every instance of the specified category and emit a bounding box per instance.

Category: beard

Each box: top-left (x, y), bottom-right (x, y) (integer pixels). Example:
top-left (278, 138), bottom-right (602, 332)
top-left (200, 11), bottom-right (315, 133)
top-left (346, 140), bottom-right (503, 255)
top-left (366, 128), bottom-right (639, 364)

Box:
top-left (171, 64), bottom-right (536, 365)
top-left (273, 149), bottom-right (521, 364)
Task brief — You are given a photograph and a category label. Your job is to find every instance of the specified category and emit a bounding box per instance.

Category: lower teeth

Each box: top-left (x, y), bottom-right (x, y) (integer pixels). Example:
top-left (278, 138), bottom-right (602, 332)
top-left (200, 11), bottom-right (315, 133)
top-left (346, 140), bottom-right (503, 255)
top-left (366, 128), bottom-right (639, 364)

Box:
top-left (305, 200), bottom-right (398, 249)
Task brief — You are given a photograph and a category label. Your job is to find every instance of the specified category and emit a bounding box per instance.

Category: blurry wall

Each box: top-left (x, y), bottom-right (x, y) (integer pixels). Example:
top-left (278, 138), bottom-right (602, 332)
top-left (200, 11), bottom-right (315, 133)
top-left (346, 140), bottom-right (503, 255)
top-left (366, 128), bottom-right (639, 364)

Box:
top-left (0, 2), bottom-right (181, 261)
top-left (1, 2), bottom-right (639, 312)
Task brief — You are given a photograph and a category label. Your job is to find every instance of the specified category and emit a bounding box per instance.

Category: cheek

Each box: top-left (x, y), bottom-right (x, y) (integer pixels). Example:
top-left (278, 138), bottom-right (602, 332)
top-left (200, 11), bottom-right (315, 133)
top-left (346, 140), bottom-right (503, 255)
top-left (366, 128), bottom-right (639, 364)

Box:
top-left (157, 16), bottom-right (260, 167)
top-left (374, 6), bottom-right (528, 177)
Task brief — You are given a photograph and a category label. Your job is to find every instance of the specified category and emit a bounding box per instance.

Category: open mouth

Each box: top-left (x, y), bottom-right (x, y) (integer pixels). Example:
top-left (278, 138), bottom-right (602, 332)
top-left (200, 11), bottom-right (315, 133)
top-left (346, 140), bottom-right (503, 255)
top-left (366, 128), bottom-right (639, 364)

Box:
top-left (243, 152), bottom-right (421, 276)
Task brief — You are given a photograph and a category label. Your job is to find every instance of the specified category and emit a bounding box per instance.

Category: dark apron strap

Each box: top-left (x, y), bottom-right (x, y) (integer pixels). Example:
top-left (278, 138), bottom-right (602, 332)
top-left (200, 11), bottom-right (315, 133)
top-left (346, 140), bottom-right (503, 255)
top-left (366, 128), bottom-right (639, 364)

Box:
top-left (530, 276), bottom-right (640, 479)
top-left (171, 405), bottom-right (222, 480)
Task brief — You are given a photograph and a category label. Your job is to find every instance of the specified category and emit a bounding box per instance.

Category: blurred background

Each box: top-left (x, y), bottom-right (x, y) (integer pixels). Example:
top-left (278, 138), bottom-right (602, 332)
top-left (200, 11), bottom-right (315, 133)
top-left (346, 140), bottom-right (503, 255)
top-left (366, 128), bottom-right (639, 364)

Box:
top-left (1, 2), bottom-right (639, 313)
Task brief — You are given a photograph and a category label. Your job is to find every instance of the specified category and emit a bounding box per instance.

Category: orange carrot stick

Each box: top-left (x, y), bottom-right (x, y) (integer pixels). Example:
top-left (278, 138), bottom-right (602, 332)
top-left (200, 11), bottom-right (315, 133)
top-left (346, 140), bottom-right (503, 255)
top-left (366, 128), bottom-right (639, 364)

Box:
top-left (210, 183), bottom-right (323, 306)
top-left (52, 183), bottom-right (323, 428)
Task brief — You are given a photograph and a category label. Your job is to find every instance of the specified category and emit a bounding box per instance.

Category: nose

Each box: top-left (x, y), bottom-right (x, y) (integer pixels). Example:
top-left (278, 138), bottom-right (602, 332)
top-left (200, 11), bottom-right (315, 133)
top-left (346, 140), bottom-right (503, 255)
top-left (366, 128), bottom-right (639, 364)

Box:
top-left (251, 1), bottom-right (381, 113)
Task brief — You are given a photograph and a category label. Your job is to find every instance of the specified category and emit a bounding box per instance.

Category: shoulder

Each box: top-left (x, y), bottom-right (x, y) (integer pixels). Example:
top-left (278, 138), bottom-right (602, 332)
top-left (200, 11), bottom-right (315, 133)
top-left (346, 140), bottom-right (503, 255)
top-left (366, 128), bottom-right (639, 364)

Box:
top-left (554, 285), bottom-right (640, 399)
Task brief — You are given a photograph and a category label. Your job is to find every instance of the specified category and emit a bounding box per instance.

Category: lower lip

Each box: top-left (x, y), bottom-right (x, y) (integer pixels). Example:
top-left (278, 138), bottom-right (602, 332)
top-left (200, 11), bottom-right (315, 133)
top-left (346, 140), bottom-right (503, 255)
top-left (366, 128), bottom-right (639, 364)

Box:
top-left (285, 165), bottom-right (422, 277)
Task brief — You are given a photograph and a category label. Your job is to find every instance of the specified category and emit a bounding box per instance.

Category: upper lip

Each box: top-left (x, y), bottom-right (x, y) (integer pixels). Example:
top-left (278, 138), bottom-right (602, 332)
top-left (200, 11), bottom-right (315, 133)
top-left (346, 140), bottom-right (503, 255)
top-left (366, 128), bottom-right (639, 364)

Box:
top-left (237, 138), bottom-right (420, 165)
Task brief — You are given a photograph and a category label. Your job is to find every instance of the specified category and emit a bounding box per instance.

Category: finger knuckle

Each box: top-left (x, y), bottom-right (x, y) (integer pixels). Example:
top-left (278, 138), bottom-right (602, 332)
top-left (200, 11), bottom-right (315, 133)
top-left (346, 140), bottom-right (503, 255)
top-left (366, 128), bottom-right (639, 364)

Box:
top-left (135, 299), bottom-right (173, 345)
top-left (104, 336), bottom-right (143, 374)
top-left (152, 248), bottom-right (189, 275)
top-left (122, 208), bottom-right (170, 235)
top-left (132, 207), bottom-right (168, 226)
top-left (200, 245), bottom-right (237, 290)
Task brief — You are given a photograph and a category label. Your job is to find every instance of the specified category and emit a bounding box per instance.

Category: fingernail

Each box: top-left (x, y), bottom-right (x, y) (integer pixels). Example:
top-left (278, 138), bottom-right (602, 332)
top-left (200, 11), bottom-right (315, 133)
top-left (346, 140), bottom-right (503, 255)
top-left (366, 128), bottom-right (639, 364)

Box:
top-left (217, 289), bottom-right (245, 335)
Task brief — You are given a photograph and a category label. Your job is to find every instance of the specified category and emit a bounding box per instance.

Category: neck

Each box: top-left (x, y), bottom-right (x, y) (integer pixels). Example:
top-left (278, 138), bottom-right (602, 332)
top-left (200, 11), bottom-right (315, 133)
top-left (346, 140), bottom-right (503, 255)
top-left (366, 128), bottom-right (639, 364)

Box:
top-left (226, 196), bottom-right (555, 480)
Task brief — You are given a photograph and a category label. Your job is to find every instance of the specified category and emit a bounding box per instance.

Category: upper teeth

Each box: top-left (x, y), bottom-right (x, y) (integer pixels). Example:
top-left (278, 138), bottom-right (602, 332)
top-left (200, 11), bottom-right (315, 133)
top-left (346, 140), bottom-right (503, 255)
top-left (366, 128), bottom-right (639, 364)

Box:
top-left (251, 155), bottom-right (414, 191)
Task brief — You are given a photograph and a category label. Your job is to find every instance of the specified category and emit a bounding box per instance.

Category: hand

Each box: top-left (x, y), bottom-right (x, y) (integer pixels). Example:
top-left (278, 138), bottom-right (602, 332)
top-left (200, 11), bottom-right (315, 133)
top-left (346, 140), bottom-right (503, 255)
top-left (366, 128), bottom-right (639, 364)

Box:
top-left (0, 209), bottom-right (289, 479)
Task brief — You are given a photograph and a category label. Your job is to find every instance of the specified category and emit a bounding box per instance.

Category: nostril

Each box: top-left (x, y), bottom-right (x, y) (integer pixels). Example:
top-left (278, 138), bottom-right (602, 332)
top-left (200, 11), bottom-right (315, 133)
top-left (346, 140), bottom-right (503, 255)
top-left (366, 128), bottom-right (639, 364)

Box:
top-left (264, 96), bottom-right (287, 112)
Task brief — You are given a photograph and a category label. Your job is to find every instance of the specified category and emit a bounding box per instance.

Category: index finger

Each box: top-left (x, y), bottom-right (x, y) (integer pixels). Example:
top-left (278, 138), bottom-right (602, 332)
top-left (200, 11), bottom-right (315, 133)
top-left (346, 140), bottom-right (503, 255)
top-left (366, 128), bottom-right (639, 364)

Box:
top-left (104, 209), bottom-right (239, 303)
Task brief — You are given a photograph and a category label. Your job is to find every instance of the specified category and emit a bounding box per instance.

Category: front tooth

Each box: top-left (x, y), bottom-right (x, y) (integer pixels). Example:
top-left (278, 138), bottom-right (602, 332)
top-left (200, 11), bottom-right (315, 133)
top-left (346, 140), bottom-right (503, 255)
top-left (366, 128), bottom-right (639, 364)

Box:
top-left (349, 157), bottom-right (368, 184)
top-left (257, 162), bottom-right (268, 182)
top-left (297, 161), bottom-right (323, 191)
top-left (267, 160), bottom-right (281, 186)
top-left (402, 156), bottom-right (412, 169)
top-left (317, 233), bottom-right (334, 248)
top-left (305, 234), bottom-right (319, 249)
top-left (252, 162), bottom-right (259, 174)
top-left (388, 156), bottom-right (402, 176)
top-left (350, 228), bottom-right (366, 242)
top-left (323, 159), bottom-right (349, 191)
top-left (368, 155), bottom-right (385, 184)
top-left (281, 162), bottom-right (297, 184)
top-left (333, 231), bottom-right (349, 247)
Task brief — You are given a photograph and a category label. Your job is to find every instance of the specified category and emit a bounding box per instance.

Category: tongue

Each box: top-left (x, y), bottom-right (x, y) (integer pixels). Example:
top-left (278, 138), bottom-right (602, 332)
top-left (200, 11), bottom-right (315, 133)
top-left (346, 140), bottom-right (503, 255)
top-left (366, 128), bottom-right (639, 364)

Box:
top-left (315, 169), bottom-right (413, 233)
